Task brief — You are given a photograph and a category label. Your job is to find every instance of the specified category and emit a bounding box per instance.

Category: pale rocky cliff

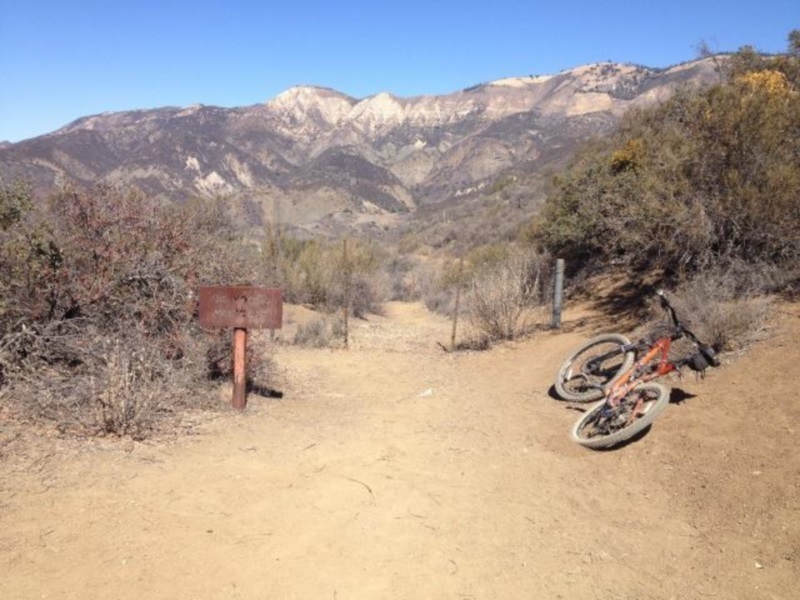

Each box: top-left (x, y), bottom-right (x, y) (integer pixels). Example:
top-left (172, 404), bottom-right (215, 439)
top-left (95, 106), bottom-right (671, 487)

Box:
top-left (0, 59), bottom-right (719, 233)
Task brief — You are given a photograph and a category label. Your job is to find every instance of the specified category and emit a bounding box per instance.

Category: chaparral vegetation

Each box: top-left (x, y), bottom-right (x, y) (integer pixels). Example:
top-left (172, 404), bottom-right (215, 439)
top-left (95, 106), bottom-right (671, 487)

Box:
top-left (1, 34), bottom-right (799, 439)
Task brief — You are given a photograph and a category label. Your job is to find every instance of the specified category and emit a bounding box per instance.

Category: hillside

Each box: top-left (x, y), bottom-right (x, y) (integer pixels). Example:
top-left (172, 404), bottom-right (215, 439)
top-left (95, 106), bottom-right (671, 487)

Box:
top-left (0, 59), bottom-right (719, 237)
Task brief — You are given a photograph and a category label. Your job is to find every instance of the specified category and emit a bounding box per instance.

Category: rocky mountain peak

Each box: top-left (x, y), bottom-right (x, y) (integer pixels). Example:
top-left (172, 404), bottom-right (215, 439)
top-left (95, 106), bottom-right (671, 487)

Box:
top-left (0, 58), bottom-right (722, 236)
top-left (347, 92), bottom-right (409, 132)
top-left (266, 85), bottom-right (355, 127)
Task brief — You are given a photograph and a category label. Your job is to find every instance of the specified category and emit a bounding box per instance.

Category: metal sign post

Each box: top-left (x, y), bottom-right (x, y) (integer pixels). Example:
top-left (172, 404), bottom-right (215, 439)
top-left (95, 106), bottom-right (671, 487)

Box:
top-left (232, 327), bottom-right (247, 409)
top-left (198, 286), bottom-right (283, 410)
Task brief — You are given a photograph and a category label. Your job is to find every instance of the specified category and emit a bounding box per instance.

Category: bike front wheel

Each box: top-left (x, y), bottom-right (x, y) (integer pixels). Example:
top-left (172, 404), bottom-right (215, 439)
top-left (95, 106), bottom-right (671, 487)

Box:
top-left (570, 382), bottom-right (670, 449)
top-left (554, 334), bottom-right (635, 402)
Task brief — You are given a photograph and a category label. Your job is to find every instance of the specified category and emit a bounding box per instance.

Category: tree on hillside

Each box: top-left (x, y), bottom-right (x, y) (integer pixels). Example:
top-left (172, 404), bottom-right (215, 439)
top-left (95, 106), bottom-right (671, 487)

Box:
top-left (789, 29), bottom-right (800, 57)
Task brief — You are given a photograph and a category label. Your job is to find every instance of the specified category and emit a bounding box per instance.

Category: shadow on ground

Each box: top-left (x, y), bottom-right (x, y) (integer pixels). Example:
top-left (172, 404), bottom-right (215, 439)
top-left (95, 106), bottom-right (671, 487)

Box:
top-left (669, 388), bottom-right (697, 404)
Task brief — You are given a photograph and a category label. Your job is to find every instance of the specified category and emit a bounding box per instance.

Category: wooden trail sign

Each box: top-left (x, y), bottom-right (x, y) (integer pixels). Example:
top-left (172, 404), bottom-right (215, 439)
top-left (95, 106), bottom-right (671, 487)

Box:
top-left (198, 286), bottom-right (283, 410)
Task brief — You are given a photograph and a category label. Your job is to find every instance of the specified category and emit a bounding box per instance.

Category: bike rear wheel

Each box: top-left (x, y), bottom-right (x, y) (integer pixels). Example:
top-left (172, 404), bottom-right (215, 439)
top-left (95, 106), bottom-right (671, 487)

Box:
top-left (554, 334), bottom-right (635, 402)
top-left (570, 382), bottom-right (670, 449)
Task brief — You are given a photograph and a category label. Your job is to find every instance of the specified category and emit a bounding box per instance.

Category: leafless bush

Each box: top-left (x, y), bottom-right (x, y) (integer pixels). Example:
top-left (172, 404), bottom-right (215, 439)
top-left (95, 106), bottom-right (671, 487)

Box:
top-left (668, 268), bottom-right (772, 352)
top-left (6, 332), bottom-right (184, 438)
top-left (92, 341), bottom-right (163, 439)
top-left (203, 329), bottom-right (279, 393)
top-left (419, 260), bottom-right (463, 316)
top-left (465, 248), bottom-right (550, 341)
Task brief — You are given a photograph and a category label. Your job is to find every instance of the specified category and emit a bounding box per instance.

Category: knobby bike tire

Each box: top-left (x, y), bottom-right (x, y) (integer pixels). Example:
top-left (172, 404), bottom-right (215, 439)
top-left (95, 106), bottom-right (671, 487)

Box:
top-left (570, 382), bottom-right (670, 450)
top-left (554, 334), bottom-right (635, 402)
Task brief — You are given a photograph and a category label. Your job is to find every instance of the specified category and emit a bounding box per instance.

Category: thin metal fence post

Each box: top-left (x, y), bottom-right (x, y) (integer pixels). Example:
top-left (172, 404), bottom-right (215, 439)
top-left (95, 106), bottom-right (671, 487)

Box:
top-left (552, 258), bottom-right (565, 329)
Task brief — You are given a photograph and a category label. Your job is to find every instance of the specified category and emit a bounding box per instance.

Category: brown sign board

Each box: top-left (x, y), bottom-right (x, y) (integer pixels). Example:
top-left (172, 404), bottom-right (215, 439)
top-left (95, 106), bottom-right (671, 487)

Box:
top-left (198, 286), bottom-right (283, 330)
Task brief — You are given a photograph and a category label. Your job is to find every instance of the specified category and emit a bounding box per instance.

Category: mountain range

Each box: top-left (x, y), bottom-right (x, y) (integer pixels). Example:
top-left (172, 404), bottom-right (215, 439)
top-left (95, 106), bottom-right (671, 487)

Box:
top-left (0, 58), bottom-right (720, 237)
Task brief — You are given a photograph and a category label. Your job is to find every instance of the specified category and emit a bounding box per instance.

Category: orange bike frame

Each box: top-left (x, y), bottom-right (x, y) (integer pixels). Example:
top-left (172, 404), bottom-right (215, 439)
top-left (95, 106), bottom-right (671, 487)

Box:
top-left (606, 336), bottom-right (676, 406)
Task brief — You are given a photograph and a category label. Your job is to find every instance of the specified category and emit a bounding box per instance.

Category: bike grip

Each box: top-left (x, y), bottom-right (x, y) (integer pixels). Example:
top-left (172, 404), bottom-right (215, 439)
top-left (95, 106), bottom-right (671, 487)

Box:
top-left (700, 345), bottom-right (721, 367)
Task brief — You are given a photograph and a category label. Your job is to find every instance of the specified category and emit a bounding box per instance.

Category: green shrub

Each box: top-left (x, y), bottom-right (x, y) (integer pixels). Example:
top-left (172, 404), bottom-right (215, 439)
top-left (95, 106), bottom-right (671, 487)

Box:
top-left (533, 39), bottom-right (800, 282)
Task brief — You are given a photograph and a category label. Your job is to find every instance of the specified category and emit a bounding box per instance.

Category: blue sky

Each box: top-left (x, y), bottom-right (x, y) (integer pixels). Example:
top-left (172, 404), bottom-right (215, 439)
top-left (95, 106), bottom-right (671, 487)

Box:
top-left (0, 0), bottom-right (797, 142)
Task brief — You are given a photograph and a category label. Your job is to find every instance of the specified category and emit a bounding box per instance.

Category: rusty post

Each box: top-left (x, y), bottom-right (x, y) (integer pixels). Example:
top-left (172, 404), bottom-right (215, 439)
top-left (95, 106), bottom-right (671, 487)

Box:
top-left (198, 287), bottom-right (283, 411)
top-left (232, 327), bottom-right (247, 410)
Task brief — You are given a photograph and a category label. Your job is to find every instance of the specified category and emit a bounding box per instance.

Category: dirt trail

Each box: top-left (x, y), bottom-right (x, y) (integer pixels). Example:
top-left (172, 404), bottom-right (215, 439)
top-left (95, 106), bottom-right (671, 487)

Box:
top-left (1, 301), bottom-right (798, 599)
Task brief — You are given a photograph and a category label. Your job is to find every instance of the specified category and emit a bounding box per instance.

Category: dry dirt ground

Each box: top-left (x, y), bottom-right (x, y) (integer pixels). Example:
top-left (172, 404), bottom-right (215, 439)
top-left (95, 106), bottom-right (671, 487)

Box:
top-left (1, 299), bottom-right (798, 600)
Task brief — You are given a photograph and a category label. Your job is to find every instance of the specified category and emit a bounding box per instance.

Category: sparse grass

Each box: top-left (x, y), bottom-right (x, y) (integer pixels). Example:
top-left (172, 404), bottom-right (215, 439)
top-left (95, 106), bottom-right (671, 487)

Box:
top-left (292, 315), bottom-right (346, 348)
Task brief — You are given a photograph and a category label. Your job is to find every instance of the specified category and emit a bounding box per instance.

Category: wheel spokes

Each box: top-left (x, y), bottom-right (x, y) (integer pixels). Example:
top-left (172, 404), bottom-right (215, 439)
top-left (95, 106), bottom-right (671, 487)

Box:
top-left (564, 354), bottom-right (625, 394)
top-left (580, 398), bottom-right (643, 439)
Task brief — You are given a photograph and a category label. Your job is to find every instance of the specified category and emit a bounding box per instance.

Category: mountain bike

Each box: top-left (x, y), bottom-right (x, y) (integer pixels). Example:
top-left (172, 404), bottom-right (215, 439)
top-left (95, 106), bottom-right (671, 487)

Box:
top-left (554, 289), bottom-right (720, 449)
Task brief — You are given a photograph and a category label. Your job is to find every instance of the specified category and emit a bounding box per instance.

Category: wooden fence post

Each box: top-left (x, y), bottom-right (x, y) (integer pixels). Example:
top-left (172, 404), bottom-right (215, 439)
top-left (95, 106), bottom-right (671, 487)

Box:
top-left (451, 257), bottom-right (464, 351)
top-left (342, 239), bottom-right (350, 349)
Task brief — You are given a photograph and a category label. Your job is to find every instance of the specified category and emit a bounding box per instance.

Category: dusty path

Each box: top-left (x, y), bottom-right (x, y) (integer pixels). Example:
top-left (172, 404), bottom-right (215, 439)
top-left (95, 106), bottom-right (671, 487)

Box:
top-left (1, 301), bottom-right (798, 599)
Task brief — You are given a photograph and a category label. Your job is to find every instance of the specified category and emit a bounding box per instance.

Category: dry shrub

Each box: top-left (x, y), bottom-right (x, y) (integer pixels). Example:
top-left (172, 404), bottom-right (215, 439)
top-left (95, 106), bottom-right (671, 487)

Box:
top-left (93, 341), bottom-right (162, 439)
top-left (421, 278), bottom-right (457, 315)
top-left (7, 333), bottom-right (178, 438)
top-left (1, 182), bottom-right (275, 438)
top-left (263, 228), bottom-right (387, 317)
top-left (668, 268), bottom-right (772, 352)
top-left (202, 330), bottom-right (278, 393)
top-left (419, 259), bottom-right (467, 316)
top-left (382, 254), bottom-right (423, 301)
top-left (453, 333), bottom-right (492, 352)
top-left (465, 248), bottom-right (550, 341)
top-left (292, 315), bottom-right (346, 348)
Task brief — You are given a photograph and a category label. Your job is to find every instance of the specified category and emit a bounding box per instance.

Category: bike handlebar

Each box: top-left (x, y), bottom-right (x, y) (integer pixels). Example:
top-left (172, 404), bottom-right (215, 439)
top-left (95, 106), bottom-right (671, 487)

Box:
top-left (654, 289), bottom-right (682, 334)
